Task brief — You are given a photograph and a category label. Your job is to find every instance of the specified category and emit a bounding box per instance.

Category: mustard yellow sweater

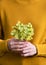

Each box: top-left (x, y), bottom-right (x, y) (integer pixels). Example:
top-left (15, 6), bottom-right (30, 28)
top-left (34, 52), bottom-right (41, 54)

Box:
top-left (0, 0), bottom-right (46, 65)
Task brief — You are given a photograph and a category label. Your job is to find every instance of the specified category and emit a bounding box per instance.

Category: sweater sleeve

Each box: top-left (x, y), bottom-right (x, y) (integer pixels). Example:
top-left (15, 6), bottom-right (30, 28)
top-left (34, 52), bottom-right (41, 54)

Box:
top-left (0, 18), bottom-right (9, 56)
top-left (0, 3), bottom-right (9, 56)
top-left (36, 44), bottom-right (46, 57)
top-left (0, 19), bottom-right (9, 56)
top-left (35, 16), bottom-right (46, 57)
top-left (0, 40), bottom-right (9, 56)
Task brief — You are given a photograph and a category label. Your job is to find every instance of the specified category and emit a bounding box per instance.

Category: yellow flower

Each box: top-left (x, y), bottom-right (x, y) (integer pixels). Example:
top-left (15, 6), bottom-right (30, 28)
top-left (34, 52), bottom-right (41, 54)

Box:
top-left (11, 21), bottom-right (34, 41)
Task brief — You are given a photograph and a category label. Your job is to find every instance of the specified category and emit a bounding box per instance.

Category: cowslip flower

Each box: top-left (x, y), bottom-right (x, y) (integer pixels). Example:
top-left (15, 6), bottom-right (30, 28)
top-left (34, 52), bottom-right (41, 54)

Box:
top-left (11, 21), bottom-right (34, 41)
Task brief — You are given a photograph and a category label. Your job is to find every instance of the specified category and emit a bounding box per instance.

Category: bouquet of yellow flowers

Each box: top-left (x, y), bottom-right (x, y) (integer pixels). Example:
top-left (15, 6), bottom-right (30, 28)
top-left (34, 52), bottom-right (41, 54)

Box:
top-left (11, 21), bottom-right (34, 41)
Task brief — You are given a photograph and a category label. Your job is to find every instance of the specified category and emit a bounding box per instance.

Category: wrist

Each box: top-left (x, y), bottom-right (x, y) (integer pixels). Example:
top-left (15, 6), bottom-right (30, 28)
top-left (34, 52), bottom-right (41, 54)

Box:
top-left (33, 45), bottom-right (38, 56)
top-left (30, 45), bottom-right (38, 57)
top-left (7, 39), bottom-right (12, 52)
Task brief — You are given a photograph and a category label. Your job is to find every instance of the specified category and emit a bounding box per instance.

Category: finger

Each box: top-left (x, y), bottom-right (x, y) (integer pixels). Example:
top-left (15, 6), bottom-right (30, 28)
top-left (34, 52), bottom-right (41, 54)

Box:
top-left (11, 38), bottom-right (20, 42)
top-left (11, 45), bottom-right (24, 49)
top-left (12, 48), bottom-right (23, 51)
top-left (22, 48), bottom-right (36, 54)
top-left (22, 48), bottom-right (33, 54)
top-left (21, 51), bottom-right (36, 57)
top-left (10, 42), bottom-right (18, 45)
top-left (22, 49), bottom-right (31, 53)
top-left (21, 53), bottom-right (30, 57)
top-left (17, 42), bottom-right (25, 45)
top-left (10, 42), bottom-right (25, 45)
top-left (22, 46), bottom-right (31, 50)
top-left (15, 41), bottom-right (27, 45)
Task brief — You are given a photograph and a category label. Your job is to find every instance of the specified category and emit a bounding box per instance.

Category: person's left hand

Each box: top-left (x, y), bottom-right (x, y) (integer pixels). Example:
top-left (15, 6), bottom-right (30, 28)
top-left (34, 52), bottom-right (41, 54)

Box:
top-left (20, 41), bottom-right (37, 57)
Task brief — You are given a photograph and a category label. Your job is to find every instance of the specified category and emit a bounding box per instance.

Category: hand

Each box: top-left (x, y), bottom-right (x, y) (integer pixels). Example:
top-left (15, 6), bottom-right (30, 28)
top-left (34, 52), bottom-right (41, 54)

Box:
top-left (8, 38), bottom-right (37, 57)
top-left (20, 41), bottom-right (37, 57)
top-left (8, 38), bottom-right (23, 53)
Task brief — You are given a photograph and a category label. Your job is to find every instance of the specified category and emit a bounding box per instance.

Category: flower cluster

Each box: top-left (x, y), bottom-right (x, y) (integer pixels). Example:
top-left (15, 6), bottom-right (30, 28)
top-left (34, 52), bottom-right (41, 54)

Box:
top-left (11, 21), bottom-right (34, 41)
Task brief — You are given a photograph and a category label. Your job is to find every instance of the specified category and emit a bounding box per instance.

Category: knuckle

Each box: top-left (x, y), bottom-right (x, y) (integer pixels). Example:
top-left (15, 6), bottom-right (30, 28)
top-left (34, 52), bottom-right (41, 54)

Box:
top-left (23, 51), bottom-right (25, 53)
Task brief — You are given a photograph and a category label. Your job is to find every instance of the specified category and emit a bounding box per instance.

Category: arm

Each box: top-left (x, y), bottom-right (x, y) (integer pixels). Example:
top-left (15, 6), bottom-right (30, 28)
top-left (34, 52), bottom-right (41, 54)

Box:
top-left (36, 20), bottom-right (46, 57)
top-left (0, 18), bottom-right (9, 56)
top-left (0, 4), bottom-right (9, 56)
top-left (36, 43), bottom-right (46, 57)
